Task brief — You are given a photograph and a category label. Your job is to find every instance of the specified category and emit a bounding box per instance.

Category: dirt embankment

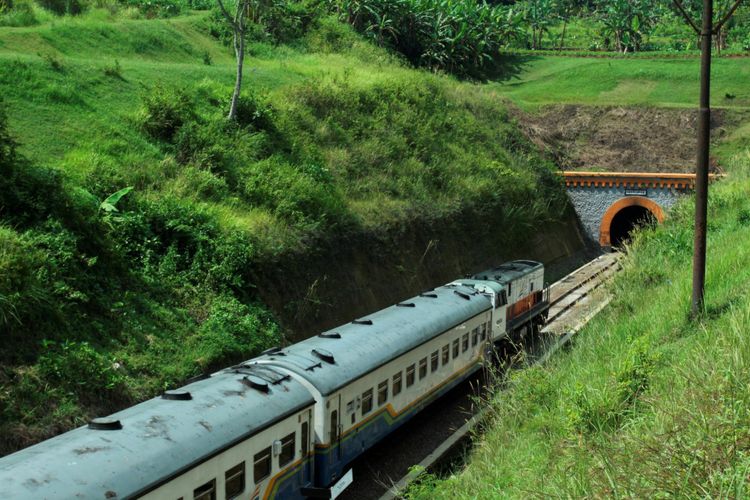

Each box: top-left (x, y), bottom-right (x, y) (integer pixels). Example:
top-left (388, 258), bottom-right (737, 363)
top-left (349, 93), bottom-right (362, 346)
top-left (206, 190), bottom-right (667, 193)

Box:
top-left (252, 207), bottom-right (588, 342)
top-left (513, 105), bottom-right (738, 173)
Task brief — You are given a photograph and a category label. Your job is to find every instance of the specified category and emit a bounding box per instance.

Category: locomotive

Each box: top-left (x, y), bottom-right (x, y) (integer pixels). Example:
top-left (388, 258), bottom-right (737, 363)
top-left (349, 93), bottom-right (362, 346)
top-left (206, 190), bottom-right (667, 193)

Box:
top-left (0, 260), bottom-right (548, 499)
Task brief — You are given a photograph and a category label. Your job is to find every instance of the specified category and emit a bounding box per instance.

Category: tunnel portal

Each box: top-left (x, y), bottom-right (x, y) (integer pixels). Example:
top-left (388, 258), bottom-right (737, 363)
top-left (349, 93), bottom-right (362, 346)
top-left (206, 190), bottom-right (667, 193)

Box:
top-left (608, 205), bottom-right (657, 248)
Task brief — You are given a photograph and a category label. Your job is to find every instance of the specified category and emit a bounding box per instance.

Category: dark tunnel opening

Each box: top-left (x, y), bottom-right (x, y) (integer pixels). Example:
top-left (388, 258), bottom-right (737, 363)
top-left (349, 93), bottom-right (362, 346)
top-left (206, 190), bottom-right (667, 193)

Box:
top-left (609, 205), bottom-right (657, 248)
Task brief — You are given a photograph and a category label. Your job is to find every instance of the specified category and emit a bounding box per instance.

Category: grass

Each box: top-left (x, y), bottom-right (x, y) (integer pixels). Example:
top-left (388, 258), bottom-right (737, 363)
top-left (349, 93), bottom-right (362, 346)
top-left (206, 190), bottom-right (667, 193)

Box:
top-left (405, 130), bottom-right (750, 498)
top-left (491, 55), bottom-right (750, 109)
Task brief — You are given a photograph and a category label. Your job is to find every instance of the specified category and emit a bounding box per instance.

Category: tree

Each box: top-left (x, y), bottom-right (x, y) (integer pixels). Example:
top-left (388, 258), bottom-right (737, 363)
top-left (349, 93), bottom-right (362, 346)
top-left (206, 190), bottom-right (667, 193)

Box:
top-left (555, 0), bottom-right (577, 50)
top-left (216, 0), bottom-right (251, 122)
top-left (671, 0), bottom-right (743, 316)
top-left (596, 0), bottom-right (661, 53)
top-left (522, 0), bottom-right (556, 49)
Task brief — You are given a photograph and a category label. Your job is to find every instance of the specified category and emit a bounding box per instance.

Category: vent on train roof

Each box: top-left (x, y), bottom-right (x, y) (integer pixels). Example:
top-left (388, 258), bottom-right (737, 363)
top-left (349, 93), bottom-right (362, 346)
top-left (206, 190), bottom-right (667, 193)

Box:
top-left (186, 372), bottom-right (211, 384)
top-left (319, 332), bottom-right (342, 339)
top-left (454, 290), bottom-right (471, 300)
top-left (420, 292), bottom-right (438, 298)
top-left (261, 346), bottom-right (283, 356)
top-left (312, 348), bottom-right (335, 364)
top-left (88, 418), bottom-right (122, 431)
top-left (352, 319), bottom-right (373, 325)
top-left (162, 390), bottom-right (192, 401)
top-left (397, 302), bottom-right (416, 307)
top-left (242, 376), bottom-right (269, 393)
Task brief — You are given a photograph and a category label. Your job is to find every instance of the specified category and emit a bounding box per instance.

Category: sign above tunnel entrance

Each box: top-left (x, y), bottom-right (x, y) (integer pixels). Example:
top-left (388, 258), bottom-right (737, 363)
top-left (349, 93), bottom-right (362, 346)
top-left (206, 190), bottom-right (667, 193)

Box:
top-left (625, 189), bottom-right (648, 197)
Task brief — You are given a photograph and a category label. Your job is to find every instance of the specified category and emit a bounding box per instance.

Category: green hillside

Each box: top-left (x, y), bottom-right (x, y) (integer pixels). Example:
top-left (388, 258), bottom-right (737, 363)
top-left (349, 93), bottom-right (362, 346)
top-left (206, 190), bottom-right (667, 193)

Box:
top-left (0, 10), bottom-right (568, 453)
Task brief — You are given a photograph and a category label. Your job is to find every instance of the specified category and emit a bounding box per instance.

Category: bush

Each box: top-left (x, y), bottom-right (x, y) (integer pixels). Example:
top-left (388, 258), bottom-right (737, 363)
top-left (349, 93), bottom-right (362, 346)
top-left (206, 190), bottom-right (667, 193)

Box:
top-left (38, 340), bottom-right (126, 397)
top-left (192, 295), bottom-right (280, 370)
top-left (138, 85), bottom-right (196, 142)
top-left (0, 228), bottom-right (47, 330)
top-left (125, 0), bottom-right (185, 18)
top-left (37, 0), bottom-right (86, 15)
top-left (242, 156), bottom-right (349, 229)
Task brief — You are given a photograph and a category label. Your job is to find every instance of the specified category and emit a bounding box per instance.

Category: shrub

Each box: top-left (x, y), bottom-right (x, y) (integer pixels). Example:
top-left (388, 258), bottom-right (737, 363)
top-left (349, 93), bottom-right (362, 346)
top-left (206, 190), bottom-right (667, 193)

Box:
top-left (37, 0), bottom-right (86, 15)
top-left (38, 340), bottom-right (126, 397)
top-left (0, 227), bottom-right (47, 330)
top-left (138, 85), bottom-right (196, 142)
top-left (242, 156), bottom-right (349, 229)
top-left (125, 0), bottom-right (185, 18)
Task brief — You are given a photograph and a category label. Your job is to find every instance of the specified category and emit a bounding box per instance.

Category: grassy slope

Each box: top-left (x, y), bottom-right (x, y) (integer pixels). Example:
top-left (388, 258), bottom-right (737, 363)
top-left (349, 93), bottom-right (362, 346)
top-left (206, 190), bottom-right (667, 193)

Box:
top-left (409, 58), bottom-right (750, 498)
top-left (0, 12), bottom-right (569, 453)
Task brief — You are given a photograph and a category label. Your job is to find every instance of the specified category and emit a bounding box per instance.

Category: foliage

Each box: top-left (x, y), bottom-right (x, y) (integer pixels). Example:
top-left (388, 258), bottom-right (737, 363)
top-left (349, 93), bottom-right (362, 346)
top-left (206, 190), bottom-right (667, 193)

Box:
top-left (332, 0), bottom-right (525, 78)
top-left (138, 84), bottom-right (197, 142)
top-left (595, 0), bottom-right (661, 52)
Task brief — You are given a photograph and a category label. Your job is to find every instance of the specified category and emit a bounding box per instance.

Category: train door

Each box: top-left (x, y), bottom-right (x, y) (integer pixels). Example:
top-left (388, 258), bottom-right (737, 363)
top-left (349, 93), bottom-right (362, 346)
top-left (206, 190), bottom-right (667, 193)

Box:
top-left (329, 394), bottom-right (343, 474)
top-left (300, 409), bottom-right (313, 485)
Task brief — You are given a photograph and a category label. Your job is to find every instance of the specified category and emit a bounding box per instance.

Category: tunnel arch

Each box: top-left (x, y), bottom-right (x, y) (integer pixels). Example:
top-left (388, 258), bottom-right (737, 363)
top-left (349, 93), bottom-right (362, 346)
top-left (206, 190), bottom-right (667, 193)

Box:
top-left (599, 196), bottom-right (665, 248)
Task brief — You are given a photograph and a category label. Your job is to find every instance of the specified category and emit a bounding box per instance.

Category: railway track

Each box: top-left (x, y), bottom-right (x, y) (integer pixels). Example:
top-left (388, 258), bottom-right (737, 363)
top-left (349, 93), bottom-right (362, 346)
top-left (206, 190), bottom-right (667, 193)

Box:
top-left (338, 252), bottom-right (623, 500)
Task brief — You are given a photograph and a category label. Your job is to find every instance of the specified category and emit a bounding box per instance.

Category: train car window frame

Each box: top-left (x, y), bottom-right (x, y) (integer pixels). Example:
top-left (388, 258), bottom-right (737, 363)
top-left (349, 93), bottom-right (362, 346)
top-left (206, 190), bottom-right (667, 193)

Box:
top-left (406, 365), bottom-right (415, 387)
top-left (480, 324), bottom-right (487, 342)
top-left (462, 333), bottom-right (469, 353)
top-left (278, 432), bottom-right (295, 467)
top-left (193, 478), bottom-right (216, 500)
top-left (442, 345), bottom-right (449, 365)
top-left (430, 351), bottom-right (439, 372)
top-left (225, 462), bottom-right (245, 500)
top-left (452, 339), bottom-right (459, 358)
top-left (253, 447), bottom-right (272, 484)
top-left (362, 388), bottom-right (373, 414)
top-left (419, 358), bottom-right (428, 379)
top-left (377, 380), bottom-right (388, 406)
top-left (472, 328), bottom-right (479, 347)
top-left (393, 372), bottom-right (402, 396)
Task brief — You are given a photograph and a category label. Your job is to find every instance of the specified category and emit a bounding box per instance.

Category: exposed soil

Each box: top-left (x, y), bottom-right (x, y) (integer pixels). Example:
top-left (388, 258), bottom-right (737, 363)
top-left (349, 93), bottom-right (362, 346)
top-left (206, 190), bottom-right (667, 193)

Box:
top-left (513, 105), bottom-right (737, 173)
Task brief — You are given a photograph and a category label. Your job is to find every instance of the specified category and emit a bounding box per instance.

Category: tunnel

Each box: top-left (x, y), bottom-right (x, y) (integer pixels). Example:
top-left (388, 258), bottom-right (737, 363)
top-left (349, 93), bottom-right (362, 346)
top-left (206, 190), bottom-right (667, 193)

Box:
top-left (608, 205), bottom-right (657, 247)
top-left (599, 196), bottom-right (665, 249)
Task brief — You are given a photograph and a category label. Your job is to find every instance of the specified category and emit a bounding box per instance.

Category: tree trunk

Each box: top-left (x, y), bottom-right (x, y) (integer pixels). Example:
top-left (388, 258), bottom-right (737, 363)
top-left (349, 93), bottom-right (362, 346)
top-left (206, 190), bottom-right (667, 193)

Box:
top-left (559, 19), bottom-right (567, 51)
top-left (228, 29), bottom-right (245, 121)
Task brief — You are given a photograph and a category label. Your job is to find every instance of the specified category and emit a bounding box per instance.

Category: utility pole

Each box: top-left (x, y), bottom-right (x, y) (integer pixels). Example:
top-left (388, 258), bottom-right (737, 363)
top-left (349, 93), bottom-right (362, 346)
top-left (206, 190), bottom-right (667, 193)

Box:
top-left (672, 0), bottom-right (743, 317)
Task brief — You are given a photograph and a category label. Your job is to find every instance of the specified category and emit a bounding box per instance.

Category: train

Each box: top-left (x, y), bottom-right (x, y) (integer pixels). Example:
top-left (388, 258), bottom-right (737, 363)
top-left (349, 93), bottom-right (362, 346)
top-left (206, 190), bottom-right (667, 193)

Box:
top-left (0, 260), bottom-right (549, 500)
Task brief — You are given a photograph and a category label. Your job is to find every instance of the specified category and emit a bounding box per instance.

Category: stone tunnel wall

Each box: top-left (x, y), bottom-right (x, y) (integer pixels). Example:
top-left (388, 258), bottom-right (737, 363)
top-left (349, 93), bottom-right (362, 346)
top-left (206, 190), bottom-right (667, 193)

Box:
top-left (566, 185), bottom-right (686, 244)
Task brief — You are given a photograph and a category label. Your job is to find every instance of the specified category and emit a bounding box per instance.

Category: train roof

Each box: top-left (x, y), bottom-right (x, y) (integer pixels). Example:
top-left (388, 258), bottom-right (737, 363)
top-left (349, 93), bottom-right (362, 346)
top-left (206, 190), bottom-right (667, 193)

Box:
top-left (0, 364), bottom-right (314, 499)
top-left (471, 260), bottom-right (543, 284)
top-left (255, 284), bottom-right (491, 397)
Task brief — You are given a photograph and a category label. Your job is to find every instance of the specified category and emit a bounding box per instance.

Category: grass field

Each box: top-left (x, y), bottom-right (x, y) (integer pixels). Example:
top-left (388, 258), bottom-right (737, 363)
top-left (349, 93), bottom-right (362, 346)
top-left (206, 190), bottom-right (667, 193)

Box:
top-left (491, 55), bottom-right (750, 109)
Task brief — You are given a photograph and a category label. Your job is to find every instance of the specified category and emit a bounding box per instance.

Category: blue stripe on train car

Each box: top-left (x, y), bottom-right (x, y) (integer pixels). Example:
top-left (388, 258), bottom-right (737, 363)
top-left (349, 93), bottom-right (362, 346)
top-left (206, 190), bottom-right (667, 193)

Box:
top-left (313, 361), bottom-right (482, 487)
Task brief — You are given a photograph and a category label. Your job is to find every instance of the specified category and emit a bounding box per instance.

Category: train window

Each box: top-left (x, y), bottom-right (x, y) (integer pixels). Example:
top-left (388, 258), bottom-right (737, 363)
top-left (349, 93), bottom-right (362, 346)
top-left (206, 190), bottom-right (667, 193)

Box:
top-left (530, 282), bottom-right (534, 292)
top-left (393, 372), bottom-right (402, 396)
top-left (378, 380), bottom-right (388, 406)
top-left (331, 410), bottom-right (339, 442)
top-left (419, 358), bottom-right (427, 379)
top-left (406, 365), bottom-right (415, 387)
top-left (279, 432), bottom-right (295, 467)
top-left (462, 334), bottom-right (469, 353)
top-left (225, 462), bottom-right (245, 499)
top-left (480, 324), bottom-right (487, 342)
top-left (442, 345), bottom-right (449, 365)
top-left (472, 328), bottom-right (478, 347)
top-left (253, 447), bottom-right (272, 483)
top-left (431, 351), bottom-right (439, 372)
top-left (301, 422), bottom-right (309, 456)
top-left (508, 283), bottom-right (512, 298)
top-left (362, 389), bottom-right (373, 414)
top-left (452, 339), bottom-right (459, 358)
top-left (193, 479), bottom-right (216, 500)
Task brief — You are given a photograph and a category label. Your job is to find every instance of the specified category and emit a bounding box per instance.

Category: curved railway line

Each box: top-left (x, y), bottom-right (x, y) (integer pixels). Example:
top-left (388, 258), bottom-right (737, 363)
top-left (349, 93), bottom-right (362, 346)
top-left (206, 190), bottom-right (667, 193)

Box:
top-left (340, 252), bottom-right (622, 500)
